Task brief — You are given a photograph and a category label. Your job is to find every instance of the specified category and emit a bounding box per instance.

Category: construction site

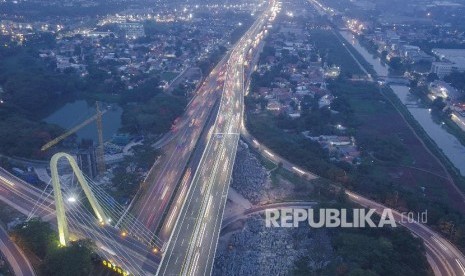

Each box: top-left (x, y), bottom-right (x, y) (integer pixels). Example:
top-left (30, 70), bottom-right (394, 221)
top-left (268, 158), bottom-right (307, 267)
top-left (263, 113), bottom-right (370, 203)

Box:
top-left (7, 101), bottom-right (147, 208)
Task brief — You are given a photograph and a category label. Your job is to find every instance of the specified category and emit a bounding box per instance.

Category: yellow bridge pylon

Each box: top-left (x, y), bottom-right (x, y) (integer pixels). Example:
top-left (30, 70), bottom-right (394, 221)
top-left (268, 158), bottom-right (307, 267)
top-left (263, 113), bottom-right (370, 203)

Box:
top-left (50, 152), bottom-right (108, 246)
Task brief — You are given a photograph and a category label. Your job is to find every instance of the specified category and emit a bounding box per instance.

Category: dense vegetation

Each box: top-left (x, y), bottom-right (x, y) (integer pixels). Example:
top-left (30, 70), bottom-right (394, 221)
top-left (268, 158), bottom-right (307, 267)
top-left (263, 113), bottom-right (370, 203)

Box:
top-left (0, 49), bottom-right (79, 115)
top-left (119, 79), bottom-right (187, 135)
top-left (111, 142), bottom-right (159, 200)
top-left (246, 79), bottom-right (410, 181)
top-left (249, 73), bottom-right (465, 254)
top-left (309, 29), bottom-right (365, 77)
top-left (290, 194), bottom-right (430, 276)
top-left (0, 46), bottom-right (75, 158)
top-left (444, 71), bottom-right (465, 93)
top-left (247, 19), bottom-right (465, 258)
top-left (12, 219), bottom-right (98, 275)
top-left (246, 110), bottom-right (345, 180)
top-left (198, 46), bottom-right (227, 75)
top-left (0, 38), bottom-right (187, 158)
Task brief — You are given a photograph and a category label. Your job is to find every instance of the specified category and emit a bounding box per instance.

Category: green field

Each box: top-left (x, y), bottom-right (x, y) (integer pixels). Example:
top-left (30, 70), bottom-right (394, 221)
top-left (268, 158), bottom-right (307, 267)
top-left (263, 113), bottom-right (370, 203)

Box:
top-left (160, 71), bottom-right (179, 82)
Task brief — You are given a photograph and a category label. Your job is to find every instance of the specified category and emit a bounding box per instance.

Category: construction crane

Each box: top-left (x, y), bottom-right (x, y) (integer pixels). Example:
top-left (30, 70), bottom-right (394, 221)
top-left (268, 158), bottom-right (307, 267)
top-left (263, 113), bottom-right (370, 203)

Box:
top-left (41, 102), bottom-right (107, 175)
top-left (95, 103), bottom-right (106, 174)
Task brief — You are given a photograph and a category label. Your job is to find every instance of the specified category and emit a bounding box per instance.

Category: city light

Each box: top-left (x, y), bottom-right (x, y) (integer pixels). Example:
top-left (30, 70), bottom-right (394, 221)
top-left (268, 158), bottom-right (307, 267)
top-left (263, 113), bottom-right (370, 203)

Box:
top-left (1, 0), bottom-right (465, 275)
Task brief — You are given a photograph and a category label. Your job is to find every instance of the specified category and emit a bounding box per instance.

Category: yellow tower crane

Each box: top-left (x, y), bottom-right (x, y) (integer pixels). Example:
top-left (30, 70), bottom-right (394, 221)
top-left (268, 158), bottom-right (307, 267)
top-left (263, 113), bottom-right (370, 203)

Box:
top-left (41, 102), bottom-right (107, 175)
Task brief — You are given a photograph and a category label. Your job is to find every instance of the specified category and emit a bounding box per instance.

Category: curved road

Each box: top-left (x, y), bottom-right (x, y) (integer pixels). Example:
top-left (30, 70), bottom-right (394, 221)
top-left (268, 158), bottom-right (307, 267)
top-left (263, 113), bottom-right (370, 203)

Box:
top-left (221, 201), bottom-right (317, 230)
top-left (241, 126), bottom-right (465, 276)
top-left (0, 225), bottom-right (35, 276)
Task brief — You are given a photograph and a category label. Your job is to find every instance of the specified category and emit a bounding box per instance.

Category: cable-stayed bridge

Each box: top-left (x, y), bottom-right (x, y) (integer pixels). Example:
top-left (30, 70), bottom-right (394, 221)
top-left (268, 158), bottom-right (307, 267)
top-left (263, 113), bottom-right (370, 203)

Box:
top-left (0, 3), bottom-right (279, 276)
top-left (0, 157), bottom-right (163, 276)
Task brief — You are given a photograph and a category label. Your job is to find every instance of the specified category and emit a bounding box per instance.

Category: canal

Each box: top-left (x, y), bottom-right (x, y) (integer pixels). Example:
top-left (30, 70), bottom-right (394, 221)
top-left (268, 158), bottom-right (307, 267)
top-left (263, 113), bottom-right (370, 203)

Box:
top-left (339, 30), bottom-right (465, 175)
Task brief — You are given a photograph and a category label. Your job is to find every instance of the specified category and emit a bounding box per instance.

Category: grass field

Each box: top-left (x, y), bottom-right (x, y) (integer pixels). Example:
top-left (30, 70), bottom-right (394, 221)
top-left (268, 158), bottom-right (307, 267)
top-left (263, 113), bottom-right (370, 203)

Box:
top-left (328, 80), bottom-right (464, 207)
top-left (160, 71), bottom-right (179, 82)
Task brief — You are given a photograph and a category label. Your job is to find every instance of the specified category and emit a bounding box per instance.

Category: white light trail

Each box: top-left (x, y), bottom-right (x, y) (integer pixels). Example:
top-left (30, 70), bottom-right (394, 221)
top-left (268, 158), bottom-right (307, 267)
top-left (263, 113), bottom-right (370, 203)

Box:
top-left (292, 166), bottom-right (305, 174)
top-left (264, 150), bottom-right (274, 157)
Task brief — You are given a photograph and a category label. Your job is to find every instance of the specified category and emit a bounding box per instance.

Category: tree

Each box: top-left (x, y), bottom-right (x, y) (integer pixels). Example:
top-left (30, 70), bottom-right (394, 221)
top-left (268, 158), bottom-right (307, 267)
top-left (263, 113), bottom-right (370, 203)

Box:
top-left (42, 240), bottom-right (95, 276)
top-left (172, 85), bottom-right (187, 97)
top-left (175, 48), bottom-right (183, 58)
top-left (426, 72), bottom-right (439, 82)
top-left (388, 57), bottom-right (403, 72)
top-left (14, 219), bottom-right (97, 276)
top-left (444, 71), bottom-right (465, 91)
top-left (13, 218), bottom-right (56, 257)
top-left (432, 97), bottom-right (446, 111)
top-left (310, 53), bottom-right (319, 62)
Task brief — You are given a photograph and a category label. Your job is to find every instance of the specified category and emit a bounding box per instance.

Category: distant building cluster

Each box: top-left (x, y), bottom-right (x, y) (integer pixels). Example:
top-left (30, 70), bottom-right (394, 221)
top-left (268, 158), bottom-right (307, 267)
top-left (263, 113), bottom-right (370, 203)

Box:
top-left (249, 12), bottom-right (359, 164)
top-left (117, 23), bottom-right (145, 40)
top-left (362, 29), bottom-right (434, 66)
top-left (431, 49), bottom-right (465, 78)
top-left (24, 4), bottom-right (255, 92)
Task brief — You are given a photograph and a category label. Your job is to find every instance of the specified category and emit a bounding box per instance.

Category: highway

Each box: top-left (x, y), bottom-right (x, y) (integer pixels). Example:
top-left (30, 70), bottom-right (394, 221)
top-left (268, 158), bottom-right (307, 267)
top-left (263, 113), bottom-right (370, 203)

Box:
top-left (131, 0), bottom-right (276, 243)
top-left (0, 2), bottom-right (276, 275)
top-left (221, 201), bottom-right (318, 230)
top-left (346, 191), bottom-right (465, 276)
top-left (0, 224), bottom-right (35, 276)
top-left (132, 52), bottom-right (228, 236)
top-left (157, 2), bottom-right (280, 275)
top-left (243, 119), bottom-right (465, 276)
top-left (0, 168), bottom-right (161, 275)
top-left (0, 0), bottom-right (461, 275)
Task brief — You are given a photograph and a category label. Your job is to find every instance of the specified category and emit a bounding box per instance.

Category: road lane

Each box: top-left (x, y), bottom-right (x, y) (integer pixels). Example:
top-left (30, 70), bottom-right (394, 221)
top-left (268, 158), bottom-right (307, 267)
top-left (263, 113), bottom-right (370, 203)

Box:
top-left (158, 2), bottom-right (279, 274)
top-left (0, 168), bottom-right (160, 275)
top-left (0, 225), bottom-right (35, 276)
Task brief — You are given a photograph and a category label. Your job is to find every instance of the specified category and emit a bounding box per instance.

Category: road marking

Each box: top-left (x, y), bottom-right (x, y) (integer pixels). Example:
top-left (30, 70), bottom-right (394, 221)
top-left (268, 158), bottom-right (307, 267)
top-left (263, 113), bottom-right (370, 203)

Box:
top-left (205, 139), bottom-right (239, 276)
top-left (157, 13), bottom-right (271, 275)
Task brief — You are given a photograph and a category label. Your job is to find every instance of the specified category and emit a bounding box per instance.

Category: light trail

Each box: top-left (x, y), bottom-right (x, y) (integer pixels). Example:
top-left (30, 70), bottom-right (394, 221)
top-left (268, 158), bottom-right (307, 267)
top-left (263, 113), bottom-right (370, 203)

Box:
top-left (292, 166), bottom-right (306, 174)
top-left (264, 150), bottom-right (275, 157)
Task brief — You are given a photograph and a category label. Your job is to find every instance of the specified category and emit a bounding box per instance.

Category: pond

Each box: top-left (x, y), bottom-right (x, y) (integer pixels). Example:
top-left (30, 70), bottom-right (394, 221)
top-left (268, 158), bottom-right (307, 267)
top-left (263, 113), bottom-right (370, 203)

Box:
top-left (44, 100), bottom-right (123, 143)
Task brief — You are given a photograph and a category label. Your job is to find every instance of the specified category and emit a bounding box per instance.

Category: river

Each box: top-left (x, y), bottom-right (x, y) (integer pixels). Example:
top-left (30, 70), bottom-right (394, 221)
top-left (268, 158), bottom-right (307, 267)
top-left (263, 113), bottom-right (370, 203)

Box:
top-left (339, 30), bottom-right (465, 175)
top-left (44, 100), bottom-right (123, 143)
